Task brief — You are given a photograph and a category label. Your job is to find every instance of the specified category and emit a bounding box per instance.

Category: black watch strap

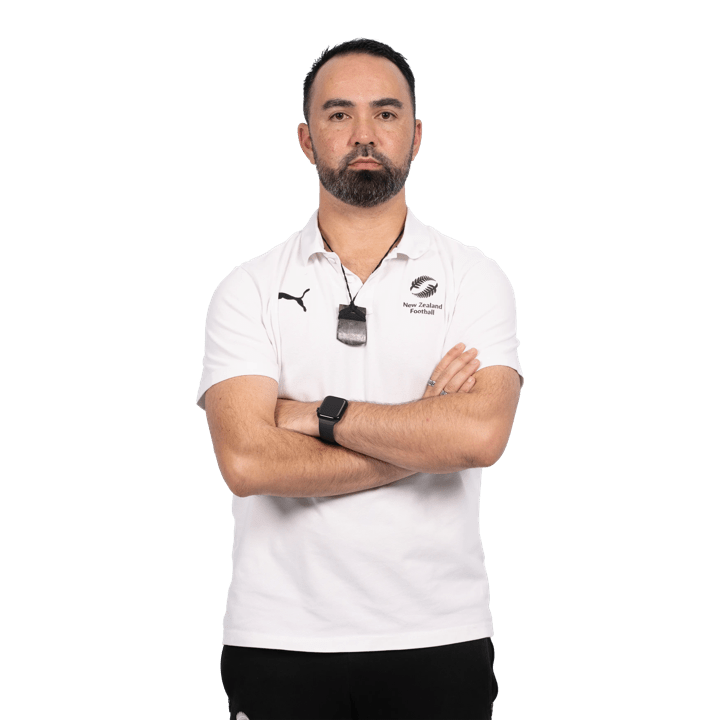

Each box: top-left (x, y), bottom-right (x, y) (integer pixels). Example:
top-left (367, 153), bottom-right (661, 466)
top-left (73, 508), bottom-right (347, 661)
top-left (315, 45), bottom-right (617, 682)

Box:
top-left (318, 415), bottom-right (339, 444)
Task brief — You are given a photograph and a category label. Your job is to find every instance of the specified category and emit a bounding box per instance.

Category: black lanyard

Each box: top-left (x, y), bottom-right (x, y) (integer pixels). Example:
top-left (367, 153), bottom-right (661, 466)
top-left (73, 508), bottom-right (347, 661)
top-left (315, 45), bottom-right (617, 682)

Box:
top-left (320, 224), bottom-right (405, 346)
top-left (320, 225), bottom-right (405, 308)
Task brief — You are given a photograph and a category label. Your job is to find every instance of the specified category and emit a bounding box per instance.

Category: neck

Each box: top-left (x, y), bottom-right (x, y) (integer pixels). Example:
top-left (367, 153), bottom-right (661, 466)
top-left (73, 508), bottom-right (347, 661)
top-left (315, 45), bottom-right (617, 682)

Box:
top-left (317, 186), bottom-right (408, 263)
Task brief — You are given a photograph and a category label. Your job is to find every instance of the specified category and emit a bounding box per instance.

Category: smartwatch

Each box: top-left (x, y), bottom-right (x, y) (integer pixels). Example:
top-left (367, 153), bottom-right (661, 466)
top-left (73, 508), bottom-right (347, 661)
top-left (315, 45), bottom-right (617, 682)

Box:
top-left (316, 396), bottom-right (348, 444)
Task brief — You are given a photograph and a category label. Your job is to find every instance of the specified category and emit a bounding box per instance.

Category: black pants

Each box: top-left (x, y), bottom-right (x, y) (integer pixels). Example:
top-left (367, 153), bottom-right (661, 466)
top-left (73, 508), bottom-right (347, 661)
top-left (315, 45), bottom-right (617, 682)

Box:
top-left (221, 637), bottom-right (498, 720)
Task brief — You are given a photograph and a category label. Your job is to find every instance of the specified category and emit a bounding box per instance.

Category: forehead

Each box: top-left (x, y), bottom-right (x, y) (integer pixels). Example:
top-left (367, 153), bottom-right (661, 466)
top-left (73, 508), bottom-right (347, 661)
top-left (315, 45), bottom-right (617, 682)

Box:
top-left (311, 53), bottom-right (411, 108)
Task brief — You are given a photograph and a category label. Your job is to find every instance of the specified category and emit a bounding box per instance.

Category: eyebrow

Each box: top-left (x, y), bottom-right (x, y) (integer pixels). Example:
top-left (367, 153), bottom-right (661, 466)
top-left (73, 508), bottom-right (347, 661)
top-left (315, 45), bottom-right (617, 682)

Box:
top-left (321, 97), bottom-right (404, 111)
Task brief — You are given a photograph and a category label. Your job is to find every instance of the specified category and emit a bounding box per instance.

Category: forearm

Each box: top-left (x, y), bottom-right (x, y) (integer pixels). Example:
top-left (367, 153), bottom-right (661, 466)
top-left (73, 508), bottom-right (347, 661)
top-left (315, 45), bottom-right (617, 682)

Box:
top-left (244, 424), bottom-right (417, 498)
top-left (333, 394), bottom-right (480, 473)
top-left (278, 394), bottom-right (482, 474)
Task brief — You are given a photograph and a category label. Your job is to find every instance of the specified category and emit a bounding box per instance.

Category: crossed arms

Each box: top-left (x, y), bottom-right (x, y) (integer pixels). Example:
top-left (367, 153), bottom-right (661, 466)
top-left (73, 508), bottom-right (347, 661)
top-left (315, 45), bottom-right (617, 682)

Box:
top-left (204, 344), bottom-right (522, 498)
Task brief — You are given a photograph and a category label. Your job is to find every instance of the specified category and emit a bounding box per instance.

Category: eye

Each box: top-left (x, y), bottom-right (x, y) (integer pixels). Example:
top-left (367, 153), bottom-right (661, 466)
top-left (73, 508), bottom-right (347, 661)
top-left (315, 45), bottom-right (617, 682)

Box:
top-left (331, 112), bottom-right (347, 120)
top-left (379, 111), bottom-right (395, 120)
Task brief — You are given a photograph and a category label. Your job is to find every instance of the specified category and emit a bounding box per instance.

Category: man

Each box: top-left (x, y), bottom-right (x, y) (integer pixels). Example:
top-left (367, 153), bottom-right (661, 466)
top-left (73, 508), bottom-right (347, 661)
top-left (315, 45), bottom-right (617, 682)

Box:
top-left (198, 38), bottom-right (523, 720)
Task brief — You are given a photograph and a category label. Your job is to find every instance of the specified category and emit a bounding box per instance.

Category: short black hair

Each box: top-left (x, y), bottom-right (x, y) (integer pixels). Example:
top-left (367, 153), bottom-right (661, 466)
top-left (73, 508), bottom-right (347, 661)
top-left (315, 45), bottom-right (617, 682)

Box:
top-left (303, 38), bottom-right (416, 125)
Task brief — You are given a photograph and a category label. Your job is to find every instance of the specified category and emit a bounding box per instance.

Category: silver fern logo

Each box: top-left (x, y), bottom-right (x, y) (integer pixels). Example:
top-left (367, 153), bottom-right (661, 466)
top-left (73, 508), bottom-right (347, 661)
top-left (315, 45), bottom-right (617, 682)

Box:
top-left (410, 275), bottom-right (438, 298)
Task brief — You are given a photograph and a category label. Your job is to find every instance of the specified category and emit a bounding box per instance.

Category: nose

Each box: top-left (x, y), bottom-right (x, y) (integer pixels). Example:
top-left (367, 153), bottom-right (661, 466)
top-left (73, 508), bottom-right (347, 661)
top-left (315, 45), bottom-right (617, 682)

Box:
top-left (350, 116), bottom-right (377, 147)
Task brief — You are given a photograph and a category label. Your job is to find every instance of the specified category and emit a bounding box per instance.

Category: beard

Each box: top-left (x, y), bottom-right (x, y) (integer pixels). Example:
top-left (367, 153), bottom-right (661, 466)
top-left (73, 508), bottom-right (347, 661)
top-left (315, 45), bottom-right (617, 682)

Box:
top-left (312, 141), bottom-right (414, 208)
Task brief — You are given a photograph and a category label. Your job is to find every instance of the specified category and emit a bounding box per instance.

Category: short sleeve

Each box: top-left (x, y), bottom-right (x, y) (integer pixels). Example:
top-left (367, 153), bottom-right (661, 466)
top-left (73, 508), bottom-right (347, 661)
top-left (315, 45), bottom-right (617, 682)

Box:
top-left (443, 258), bottom-right (524, 386)
top-left (196, 266), bottom-right (280, 410)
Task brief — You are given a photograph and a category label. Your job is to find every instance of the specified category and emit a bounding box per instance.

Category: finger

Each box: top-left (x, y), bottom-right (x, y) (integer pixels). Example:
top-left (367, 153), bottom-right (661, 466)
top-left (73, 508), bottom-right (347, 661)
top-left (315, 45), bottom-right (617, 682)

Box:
top-left (423, 348), bottom-right (477, 397)
top-left (431, 348), bottom-right (477, 395)
top-left (429, 343), bottom-right (466, 380)
top-left (443, 357), bottom-right (481, 394)
top-left (434, 348), bottom-right (478, 389)
top-left (423, 344), bottom-right (467, 398)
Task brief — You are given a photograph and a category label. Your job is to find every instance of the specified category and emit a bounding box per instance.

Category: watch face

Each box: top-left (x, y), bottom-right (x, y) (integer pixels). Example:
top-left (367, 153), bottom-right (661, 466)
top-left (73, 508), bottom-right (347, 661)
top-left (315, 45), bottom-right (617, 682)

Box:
top-left (319, 396), bottom-right (347, 420)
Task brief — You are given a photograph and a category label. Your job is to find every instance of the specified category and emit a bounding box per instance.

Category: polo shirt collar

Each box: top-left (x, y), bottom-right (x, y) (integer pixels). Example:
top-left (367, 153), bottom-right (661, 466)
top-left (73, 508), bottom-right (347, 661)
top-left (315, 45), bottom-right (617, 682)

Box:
top-left (301, 207), bottom-right (431, 264)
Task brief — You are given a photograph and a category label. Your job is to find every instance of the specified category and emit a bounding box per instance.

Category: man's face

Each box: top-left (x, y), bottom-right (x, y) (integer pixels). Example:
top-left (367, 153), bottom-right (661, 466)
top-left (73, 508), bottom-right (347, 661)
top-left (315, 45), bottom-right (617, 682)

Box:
top-left (299, 53), bottom-right (422, 208)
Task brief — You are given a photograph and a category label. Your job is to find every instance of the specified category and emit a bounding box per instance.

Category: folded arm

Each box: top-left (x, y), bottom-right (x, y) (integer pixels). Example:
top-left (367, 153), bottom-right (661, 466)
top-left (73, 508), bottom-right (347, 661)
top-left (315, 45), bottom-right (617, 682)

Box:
top-left (204, 375), bottom-right (417, 499)
top-left (278, 365), bottom-right (522, 473)
top-left (203, 348), bottom-right (520, 498)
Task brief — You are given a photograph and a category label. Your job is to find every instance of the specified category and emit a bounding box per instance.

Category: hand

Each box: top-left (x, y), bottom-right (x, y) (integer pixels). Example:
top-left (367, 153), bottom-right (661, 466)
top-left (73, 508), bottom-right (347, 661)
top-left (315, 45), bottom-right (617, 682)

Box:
top-left (423, 343), bottom-right (480, 399)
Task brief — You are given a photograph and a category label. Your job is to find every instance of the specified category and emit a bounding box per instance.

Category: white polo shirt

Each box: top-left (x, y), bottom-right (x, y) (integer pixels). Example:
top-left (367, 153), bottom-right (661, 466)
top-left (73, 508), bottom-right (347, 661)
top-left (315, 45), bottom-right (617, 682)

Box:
top-left (197, 208), bottom-right (523, 653)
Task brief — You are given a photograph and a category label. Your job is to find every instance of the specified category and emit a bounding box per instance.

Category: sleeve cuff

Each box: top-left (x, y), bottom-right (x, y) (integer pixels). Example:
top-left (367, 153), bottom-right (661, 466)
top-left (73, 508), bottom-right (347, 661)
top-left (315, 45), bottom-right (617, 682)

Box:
top-left (196, 366), bottom-right (280, 410)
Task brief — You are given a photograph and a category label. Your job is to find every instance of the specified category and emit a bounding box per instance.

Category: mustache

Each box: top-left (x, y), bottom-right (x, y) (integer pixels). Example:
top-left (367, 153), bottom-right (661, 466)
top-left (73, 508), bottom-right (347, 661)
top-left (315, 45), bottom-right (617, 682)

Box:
top-left (340, 145), bottom-right (392, 171)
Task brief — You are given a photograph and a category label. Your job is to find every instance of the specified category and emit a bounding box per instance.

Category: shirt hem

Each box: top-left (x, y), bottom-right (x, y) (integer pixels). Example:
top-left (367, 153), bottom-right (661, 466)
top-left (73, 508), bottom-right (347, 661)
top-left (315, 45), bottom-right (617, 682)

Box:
top-left (221, 622), bottom-right (494, 653)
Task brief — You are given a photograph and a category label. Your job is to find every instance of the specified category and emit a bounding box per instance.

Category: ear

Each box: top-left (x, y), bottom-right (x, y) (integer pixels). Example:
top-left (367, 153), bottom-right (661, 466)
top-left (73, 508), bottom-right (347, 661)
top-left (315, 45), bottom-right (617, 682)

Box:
top-left (297, 123), bottom-right (316, 165)
top-left (411, 119), bottom-right (422, 161)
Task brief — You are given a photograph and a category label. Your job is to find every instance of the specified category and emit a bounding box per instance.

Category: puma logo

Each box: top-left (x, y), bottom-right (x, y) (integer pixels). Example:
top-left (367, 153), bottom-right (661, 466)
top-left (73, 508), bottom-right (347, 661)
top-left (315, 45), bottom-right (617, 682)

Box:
top-left (279, 288), bottom-right (310, 312)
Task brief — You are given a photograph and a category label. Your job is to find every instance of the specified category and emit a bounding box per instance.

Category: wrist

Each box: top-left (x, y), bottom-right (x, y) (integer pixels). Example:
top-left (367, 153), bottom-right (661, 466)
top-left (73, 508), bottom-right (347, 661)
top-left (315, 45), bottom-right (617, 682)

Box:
top-left (308, 401), bottom-right (322, 437)
top-left (275, 399), bottom-right (322, 436)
